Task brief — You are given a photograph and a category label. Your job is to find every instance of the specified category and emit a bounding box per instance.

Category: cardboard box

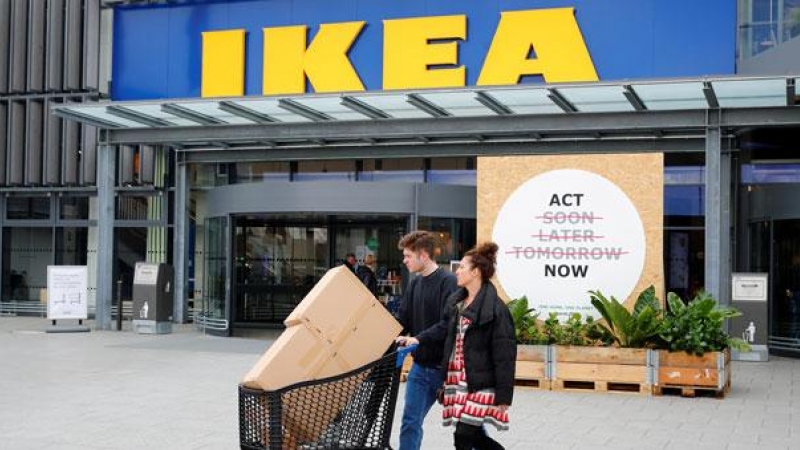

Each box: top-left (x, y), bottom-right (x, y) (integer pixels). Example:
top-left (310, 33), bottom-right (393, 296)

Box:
top-left (242, 265), bottom-right (402, 390)
top-left (241, 266), bottom-right (402, 446)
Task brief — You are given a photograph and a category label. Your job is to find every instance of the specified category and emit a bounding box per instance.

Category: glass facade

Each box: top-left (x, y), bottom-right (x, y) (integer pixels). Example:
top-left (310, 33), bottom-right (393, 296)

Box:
top-left (739, 0), bottom-right (800, 58)
top-left (741, 163), bottom-right (800, 353)
top-left (228, 215), bottom-right (413, 325)
top-left (201, 217), bottom-right (228, 329)
top-left (2, 227), bottom-right (52, 302)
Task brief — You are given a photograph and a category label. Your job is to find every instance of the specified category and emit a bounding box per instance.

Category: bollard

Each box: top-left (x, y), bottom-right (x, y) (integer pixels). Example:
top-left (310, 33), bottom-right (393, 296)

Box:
top-left (116, 278), bottom-right (123, 331)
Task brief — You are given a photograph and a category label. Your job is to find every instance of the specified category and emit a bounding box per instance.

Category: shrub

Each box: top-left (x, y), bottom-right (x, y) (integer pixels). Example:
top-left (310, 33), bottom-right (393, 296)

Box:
top-left (660, 290), bottom-right (750, 355)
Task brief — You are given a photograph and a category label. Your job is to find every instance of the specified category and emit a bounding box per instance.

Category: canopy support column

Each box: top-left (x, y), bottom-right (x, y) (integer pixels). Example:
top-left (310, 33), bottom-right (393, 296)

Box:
top-left (96, 143), bottom-right (116, 330)
top-left (704, 112), bottom-right (732, 306)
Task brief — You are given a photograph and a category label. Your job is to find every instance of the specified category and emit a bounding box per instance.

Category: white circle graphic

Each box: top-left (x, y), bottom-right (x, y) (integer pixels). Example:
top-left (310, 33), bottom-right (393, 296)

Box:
top-left (492, 169), bottom-right (646, 320)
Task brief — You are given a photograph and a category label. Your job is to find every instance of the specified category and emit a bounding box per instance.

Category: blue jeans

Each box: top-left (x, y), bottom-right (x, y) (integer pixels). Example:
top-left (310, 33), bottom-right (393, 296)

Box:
top-left (399, 363), bottom-right (442, 450)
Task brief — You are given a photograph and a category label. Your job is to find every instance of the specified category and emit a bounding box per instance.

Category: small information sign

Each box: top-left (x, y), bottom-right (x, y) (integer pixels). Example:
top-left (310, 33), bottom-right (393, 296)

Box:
top-left (134, 262), bottom-right (160, 286)
top-left (47, 266), bottom-right (88, 320)
top-left (732, 273), bottom-right (768, 302)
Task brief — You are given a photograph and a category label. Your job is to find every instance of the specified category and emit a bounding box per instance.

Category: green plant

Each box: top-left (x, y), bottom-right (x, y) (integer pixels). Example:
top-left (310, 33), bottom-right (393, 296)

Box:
top-left (542, 312), bottom-right (611, 346)
top-left (660, 291), bottom-right (750, 356)
top-left (589, 286), bottom-right (663, 348)
top-left (508, 297), bottom-right (614, 346)
top-left (584, 315), bottom-right (616, 346)
top-left (507, 297), bottom-right (547, 345)
top-left (560, 313), bottom-right (589, 346)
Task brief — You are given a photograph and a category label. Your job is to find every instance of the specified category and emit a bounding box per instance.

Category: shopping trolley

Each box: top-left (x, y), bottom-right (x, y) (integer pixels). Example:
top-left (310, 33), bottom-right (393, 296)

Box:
top-left (239, 344), bottom-right (417, 450)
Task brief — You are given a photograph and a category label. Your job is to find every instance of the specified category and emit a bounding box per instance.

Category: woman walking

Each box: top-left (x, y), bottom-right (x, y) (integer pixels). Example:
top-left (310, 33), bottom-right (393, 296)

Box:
top-left (441, 242), bottom-right (517, 450)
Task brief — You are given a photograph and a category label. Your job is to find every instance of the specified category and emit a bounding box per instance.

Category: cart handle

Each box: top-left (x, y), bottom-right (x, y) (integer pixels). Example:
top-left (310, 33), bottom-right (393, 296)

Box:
top-left (395, 344), bottom-right (418, 368)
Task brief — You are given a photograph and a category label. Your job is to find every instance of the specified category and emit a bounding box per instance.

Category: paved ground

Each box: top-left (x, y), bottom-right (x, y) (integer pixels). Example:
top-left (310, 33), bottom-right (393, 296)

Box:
top-left (1, 316), bottom-right (799, 450)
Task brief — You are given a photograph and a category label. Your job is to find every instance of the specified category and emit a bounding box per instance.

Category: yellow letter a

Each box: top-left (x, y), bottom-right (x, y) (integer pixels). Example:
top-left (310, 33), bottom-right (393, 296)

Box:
top-left (478, 8), bottom-right (598, 85)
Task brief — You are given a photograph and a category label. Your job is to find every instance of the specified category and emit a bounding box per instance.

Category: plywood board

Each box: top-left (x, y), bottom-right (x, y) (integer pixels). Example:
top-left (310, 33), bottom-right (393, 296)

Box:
top-left (478, 153), bottom-right (664, 312)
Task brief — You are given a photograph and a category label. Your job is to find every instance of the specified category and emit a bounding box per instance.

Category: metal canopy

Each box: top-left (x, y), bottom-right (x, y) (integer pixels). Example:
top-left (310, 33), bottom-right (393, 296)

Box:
top-left (53, 76), bottom-right (800, 161)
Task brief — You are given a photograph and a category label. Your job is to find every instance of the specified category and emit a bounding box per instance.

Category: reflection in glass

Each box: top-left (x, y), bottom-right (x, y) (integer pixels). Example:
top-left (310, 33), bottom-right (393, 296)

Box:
top-left (60, 197), bottom-right (90, 220)
top-left (740, 0), bottom-right (800, 58)
top-left (766, 220), bottom-right (800, 349)
top-left (417, 217), bottom-right (476, 264)
top-left (56, 228), bottom-right (88, 265)
top-left (334, 219), bottom-right (406, 297)
top-left (116, 195), bottom-right (162, 221)
top-left (2, 228), bottom-right (53, 301)
top-left (234, 222), bottom-right (328, 324)
top-left (204, 217), bottom-right (228, 324)
top-left (664, 230), bottom-right (705, 301)
top-left (7, 197), bottom-right (51, 220)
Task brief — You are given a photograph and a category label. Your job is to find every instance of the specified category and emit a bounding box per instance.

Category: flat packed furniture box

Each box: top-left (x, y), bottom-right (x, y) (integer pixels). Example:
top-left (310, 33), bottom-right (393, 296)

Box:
top-left (242, 266), bottom-right (402, 445)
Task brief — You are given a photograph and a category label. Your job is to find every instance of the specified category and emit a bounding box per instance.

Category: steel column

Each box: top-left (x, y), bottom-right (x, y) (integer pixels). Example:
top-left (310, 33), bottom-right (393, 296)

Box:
top-left (173, 161), bottom-right (189, 323)
top-left (96, 144), bottom-right (116, 330)
top-left (719, 147), bottom-right (732, 306)
top-left (704, 113), bottom-right (731, 304)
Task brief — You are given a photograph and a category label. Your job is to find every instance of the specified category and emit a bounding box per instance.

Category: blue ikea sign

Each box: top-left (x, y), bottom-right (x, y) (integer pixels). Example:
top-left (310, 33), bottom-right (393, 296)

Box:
top-left (112, 0), bottom-right (736, 100)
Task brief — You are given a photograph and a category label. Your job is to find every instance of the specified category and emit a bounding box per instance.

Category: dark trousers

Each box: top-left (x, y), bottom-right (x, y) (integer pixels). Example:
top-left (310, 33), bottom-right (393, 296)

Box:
top-left (453, 422), bottom-right (505, 450)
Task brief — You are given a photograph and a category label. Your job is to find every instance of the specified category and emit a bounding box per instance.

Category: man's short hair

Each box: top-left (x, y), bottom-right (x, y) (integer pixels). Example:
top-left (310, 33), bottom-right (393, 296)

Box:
top-left (346, 252), bottom-right (356, 258)
top-left (397, 230), bottom-right (437, 257)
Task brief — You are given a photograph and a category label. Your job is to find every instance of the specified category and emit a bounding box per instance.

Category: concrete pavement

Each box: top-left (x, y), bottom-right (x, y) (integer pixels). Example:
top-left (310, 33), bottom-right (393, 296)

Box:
top-left (1, 316), bottom-right (798, 450)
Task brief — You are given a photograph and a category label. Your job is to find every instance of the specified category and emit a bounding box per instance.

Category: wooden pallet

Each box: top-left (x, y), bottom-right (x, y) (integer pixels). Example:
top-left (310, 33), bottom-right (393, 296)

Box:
top-left (514, 377), bottom-right (551, 389)
top-left (655, 349), bottom-right (731, 398)
top-left (552, 378), bottom-right (651, 394)
top-left (551, 346), bottom-right (652, 395)
top-left (653, 379), bottom-right (730, 399)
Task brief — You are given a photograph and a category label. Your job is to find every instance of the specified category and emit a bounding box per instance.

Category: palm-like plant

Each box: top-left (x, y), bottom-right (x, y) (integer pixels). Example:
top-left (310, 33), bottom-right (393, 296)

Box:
top-left (507, 297), bottom-right (548, 345)
top-left (660, 290), bottom-right (750, 355)
top-left (589, 286), bottom-right (662, 348)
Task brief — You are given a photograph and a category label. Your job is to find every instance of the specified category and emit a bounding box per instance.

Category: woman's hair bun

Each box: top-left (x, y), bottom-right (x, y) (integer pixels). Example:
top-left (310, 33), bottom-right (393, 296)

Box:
top-left (475, 242), bottom-right (498, 263)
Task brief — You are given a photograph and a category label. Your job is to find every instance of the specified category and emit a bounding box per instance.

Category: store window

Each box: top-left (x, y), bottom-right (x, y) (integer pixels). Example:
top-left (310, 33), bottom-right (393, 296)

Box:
top-left (417, 217), bottom-right (476, 264)
top-left (295, 160), bottom-right (356, 181)
top-left (55, 228), bottom-right (89, 266)
top-left (60, 196), bottom-right (90, 220)
top-left (739, 0), bottom-right (800, 58)
top-left (234, 221), bottom-right (329, 323)
top-left (2, 227), bottom-right (53, 301)
top-left (742, 163), bottom-right (800, 183)
top-left (663, 165), bottom-right (705, 300)
top-left (360, 159), bottom-right (425, 182)
top-left (116, 195), bottom-right (163, 221)
top-left (202, 217), bottom-right (228, 327)
top-left (6, 196), bottom-right (51, 220)
top-left (234, 162), bottom-right (291, 183)
top-left (428, 157), bottom-right (476, 186)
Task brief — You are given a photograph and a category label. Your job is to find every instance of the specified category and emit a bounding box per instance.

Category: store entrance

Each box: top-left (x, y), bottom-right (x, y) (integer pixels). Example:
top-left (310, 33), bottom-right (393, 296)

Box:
top-left (750, 219), bottom-right (800, 355)
top-left (231, 214), bottom-right (407, 328)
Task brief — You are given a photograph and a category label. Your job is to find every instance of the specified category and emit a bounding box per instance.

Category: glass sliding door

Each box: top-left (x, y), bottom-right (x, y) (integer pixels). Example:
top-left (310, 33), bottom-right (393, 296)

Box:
top-left (764, 219), bottom-right (800, 352)
top-left (233, 220), bottom-right (328, 325)
top-left (201, 216), bottom-right (230, 335)
top-left (333, 218), bottom-right (406, 275)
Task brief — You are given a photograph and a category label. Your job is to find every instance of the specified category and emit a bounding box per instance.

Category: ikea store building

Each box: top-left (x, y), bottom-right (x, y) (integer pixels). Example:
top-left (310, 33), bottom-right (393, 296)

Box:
top-left (1, 0), bottom-right (799, 353)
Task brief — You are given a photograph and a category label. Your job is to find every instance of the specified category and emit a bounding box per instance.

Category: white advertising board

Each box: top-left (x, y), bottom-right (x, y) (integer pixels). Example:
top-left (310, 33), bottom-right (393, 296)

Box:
top-left (731, 273), bottom-right (768, 302)
top-left (47, 266), bottom-right (88, 320)
top-left (493, 169), bottom-right (646, 320)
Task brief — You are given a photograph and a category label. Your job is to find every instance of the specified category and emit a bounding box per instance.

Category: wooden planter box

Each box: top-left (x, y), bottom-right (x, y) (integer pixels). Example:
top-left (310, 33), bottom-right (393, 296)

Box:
top-left (654, 349), bottom-right (731, 398)
top-left (515, 344), bottom-right (550, 389)
top-left (551, 346), bottom-right (652, 394)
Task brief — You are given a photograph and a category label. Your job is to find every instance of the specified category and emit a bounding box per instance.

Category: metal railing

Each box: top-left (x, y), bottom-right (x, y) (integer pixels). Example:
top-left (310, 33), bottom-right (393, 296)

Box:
top-left (0, 301), bottom-right (133, 318)
top-left (769, 335), bottom-right (800, 353)
top-left (195, 313), bottom-right (229, 331)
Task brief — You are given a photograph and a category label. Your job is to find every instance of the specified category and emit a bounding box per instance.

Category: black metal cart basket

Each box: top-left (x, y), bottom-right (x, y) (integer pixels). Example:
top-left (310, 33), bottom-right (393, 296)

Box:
top-left (239, 345), bottom-right (415, 450)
